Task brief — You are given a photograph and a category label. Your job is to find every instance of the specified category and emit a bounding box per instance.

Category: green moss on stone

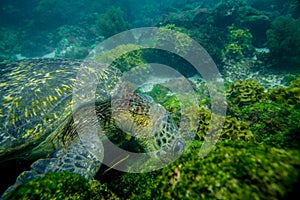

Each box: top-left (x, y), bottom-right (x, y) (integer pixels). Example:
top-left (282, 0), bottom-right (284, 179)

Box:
top-left (10, 171), bottom-right (119, 200)
top-left (109, 141), bottom-right (300, 199)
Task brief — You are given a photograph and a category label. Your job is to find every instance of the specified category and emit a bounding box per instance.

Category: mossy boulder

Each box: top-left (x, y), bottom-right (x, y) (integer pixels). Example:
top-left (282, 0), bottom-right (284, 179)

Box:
top-left (9, 171), bottom-right (119, 200)
top-left (235, 102), bottom-right (300, 149)
top-left (144, 84), bottom-right (253, 142)
top-left (108, 140), bottom-right (300, 199)
top-left (226, 79), bottom-right (266, 106)
top-left (142, 24), bottom-right (198, 77)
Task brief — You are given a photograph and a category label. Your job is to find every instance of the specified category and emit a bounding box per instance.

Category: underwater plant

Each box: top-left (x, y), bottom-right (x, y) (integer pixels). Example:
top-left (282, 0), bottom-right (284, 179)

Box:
top-left (96, 6), bottom-right (130, 38)
top-left (222, 26), bottom-right (254, 61)
top-left (93, 44), bottom-right (144, 72)
top-left (266, 15), bottom-right (300, 70)
top-left (197, 108), bottom-right (253, 142)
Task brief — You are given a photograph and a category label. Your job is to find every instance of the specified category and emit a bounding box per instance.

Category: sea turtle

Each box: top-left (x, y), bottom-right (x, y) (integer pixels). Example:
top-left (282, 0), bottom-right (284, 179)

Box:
top-left (0, 58), bottom-right (185, 198)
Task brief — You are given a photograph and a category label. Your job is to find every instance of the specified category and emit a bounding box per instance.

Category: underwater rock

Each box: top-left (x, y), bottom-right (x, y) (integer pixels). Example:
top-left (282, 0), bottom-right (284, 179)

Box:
top-left (8, 171), bottom-right (119, 200)
top-left (108, 140), bottom-right (300, 199)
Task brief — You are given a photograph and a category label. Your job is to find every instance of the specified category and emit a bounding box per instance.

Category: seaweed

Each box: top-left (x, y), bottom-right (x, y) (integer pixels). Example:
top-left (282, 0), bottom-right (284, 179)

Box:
top-left (266, 15), bottom-right (300, 70)
top-left (226, 79), bottom-right (266, 107)
top-left (96, 6), bottom-right (130, 39)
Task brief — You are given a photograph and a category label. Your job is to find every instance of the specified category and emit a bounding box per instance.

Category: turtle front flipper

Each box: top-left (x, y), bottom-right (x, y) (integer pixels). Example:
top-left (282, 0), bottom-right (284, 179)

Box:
top-left (1, 140), bottom-right (102, 200)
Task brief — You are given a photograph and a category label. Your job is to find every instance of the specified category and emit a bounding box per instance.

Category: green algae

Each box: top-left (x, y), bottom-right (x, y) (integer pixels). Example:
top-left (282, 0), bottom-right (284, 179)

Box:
top-left (9, 171), bottom-right (119, 200)
top-left (226, 79), bottom-right (266, 106)
top-left (108, 140), bottom-right (300, 200)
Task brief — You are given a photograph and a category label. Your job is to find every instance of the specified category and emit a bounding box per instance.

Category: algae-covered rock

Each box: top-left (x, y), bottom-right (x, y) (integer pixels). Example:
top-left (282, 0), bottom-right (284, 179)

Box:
top-left (226, 78), bottom-right (300, 149)
top-left (9, 171), bottom-right (119, 200)
top-left (268, 77), bottom-right (300, 108)
top-left (197, 108), bottom-right (253, 142)
top-left (156, 24), bottom-right (192, 56)
top-left (234, 101), bottom-right (300, 150)
top-left (108, 140), bottom-right (300, 199)
top-left (93, 44), bottom-right (145, 73)
top-left (144, 84), bottom-right (253, 142)
top-left (226, 79), bottom-right (266, 106)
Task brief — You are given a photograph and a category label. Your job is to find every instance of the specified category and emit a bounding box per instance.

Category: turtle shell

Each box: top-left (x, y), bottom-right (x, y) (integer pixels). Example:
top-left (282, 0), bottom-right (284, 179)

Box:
top-left (0, 58), bottom-right (118, 161)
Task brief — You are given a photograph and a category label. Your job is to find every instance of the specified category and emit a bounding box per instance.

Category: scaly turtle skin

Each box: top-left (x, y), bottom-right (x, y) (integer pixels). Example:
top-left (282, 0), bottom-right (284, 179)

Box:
top-left (0, 58), bottom-right (184, 198)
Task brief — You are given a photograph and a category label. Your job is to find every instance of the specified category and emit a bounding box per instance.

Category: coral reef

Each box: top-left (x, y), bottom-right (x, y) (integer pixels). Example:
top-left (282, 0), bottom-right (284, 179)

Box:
top-left (228, 78), bottom-right (300, 149)
top-left (0, 28), bottom-right (22, 61)
top-left (156, 24), bottom-right (192, 55)
top-left (0, 0), bottom-right (300, 199)
top-left (54, 25), bottom-right (98, 59)
top-left (188, 25), bottom-right (226, 66)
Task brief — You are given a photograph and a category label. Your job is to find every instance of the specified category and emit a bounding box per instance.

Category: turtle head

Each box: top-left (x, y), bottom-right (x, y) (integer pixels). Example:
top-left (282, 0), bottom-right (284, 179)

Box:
top-left (112, 88), bottom-right (185, 159)
top-left (148, 104), bottom-right (185, 158)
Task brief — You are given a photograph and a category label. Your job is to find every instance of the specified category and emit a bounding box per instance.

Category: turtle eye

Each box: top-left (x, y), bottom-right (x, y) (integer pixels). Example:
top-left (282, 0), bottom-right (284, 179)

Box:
top-left (172, 139), bottom-right (184, 155)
